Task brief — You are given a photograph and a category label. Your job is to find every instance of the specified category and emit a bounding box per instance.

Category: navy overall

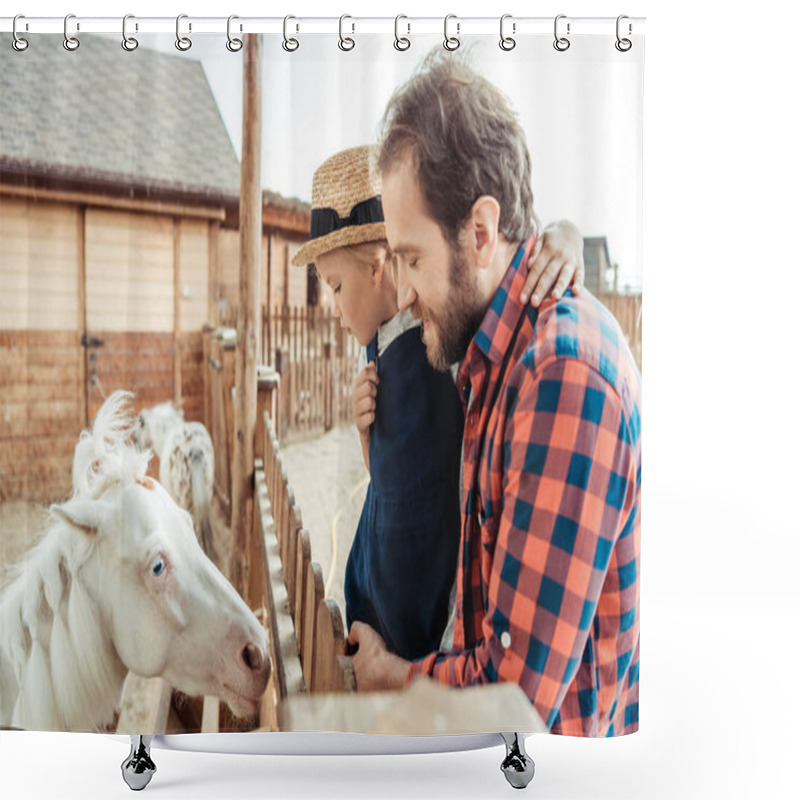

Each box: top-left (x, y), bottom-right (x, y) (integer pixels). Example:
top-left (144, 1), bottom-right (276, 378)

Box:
top-left (345, 326), bottom-right (464, 661)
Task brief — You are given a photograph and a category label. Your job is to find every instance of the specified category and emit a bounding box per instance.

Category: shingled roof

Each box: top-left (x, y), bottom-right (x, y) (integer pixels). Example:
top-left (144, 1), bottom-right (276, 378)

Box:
top-left (0, 33), bottom-right (240, 201)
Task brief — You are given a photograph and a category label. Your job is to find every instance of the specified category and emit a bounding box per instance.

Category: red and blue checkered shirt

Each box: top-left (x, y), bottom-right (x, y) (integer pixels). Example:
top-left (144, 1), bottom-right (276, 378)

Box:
top-left (407, 235), bottom-right (641, 737)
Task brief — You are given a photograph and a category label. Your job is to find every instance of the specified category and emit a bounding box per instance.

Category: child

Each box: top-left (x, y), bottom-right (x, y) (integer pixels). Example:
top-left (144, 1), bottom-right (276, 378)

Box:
top-left (292, 145), bottom-right (583, 660)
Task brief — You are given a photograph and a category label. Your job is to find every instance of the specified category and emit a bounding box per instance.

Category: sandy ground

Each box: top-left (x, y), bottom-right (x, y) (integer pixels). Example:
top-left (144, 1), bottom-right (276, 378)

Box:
top-left (281, 422), bottom-right (368, 613)
top-left (0, 423), bottom-right (366, 733)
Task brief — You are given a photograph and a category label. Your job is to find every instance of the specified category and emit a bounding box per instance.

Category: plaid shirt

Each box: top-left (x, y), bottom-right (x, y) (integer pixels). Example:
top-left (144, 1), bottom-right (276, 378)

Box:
top-left (407, 236), bottom-right (641, 737)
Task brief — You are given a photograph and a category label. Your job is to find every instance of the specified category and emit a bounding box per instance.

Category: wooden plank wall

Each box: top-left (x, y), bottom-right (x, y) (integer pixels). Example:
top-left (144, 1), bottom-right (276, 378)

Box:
top-left (0, 198), bottom-right (82, 502)
top-left (0, 197), bottom-right (213, 503)
top-left (0, 331), bottom-right (83, 502)
top-left (85, 332), bottom-right (173, 424)
top-left (217, 228), bottom-right (307, 322)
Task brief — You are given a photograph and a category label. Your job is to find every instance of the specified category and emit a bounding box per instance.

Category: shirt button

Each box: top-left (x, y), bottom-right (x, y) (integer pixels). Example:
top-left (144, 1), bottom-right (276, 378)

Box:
top-left (500, 632), bottom-right (512, 649)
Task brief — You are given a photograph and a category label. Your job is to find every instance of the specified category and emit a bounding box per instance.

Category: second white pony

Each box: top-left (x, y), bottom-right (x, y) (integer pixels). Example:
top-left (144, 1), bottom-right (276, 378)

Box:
top-left (135, 403), bottom-right (216, 562)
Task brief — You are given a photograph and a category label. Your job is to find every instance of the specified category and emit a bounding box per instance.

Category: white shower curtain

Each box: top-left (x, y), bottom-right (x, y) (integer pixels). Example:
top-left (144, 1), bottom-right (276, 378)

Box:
top-left (0, 18), bottom-right (643, 744)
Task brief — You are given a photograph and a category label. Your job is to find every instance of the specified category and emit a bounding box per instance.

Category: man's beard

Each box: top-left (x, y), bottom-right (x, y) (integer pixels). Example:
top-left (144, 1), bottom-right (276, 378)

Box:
top-left (416, 242), bottom-right (486, 372)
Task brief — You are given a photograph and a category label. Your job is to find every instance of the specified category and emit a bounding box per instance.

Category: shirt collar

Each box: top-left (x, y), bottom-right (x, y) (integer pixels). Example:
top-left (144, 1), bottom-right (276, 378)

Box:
top-left (467, 233), bottom-right (538, 367)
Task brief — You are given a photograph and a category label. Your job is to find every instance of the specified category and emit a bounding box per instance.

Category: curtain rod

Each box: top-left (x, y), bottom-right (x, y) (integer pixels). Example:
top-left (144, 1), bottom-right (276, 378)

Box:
top-left (1, 16), bottom-right (646, 37)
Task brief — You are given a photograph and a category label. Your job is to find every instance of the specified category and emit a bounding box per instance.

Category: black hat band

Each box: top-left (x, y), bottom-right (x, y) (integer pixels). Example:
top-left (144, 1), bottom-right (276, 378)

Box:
top-left (310, 196), bottom-right (384, 240)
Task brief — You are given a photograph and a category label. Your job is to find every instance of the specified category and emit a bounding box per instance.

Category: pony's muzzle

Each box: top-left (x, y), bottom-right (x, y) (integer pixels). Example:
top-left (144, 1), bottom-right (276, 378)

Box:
top-left (243, 642), bottom-right (264, 672)
top-left (241, 642), bottom-right (270, 684)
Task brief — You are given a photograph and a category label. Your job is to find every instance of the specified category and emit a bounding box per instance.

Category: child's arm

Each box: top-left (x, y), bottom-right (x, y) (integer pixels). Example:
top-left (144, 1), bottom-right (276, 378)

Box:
top-left (521, 219), bottom-right (585, 306)
top-left (353, 362), bottom-right (379, 471)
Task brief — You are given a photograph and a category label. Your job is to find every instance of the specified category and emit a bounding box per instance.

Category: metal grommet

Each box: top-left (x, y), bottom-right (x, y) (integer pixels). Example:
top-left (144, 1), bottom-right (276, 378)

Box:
top-left (444, 14), bottom-right (460, 51)
top-left (63, 13), bottom-right (80, 51)
top-left (226, 15), bottom-right (243, 52)
top-left (499, 13), bottom-right (516, 51)
top-left (175, 13), bottom-right (192, 51)
top-left (122, 14), bottom-right (138, 51)
top-left (615, 15), bottom-right (632, 52)
top-left (394, 15), bottom-right (410, 51)
top-left (282, 15), bottom-right (299, 52)
top-left (553, 14), bottom-right (570, 52)
top-left (338, 14), bottom-right (355, 51)
top-left (12, 15), bottom-right (29, 52)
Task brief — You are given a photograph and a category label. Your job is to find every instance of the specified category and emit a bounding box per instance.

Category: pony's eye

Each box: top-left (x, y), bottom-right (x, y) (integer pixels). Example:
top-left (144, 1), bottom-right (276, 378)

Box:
top-left (150, 557), bottom-right (166, 577)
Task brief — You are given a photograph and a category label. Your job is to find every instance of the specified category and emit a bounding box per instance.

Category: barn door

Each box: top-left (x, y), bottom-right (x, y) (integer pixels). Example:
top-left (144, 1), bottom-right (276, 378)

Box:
top-left (83, 209), bottom-right (175, 422)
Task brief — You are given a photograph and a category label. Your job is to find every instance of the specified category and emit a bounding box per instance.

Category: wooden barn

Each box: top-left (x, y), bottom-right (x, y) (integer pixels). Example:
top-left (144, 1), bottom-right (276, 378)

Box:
top-left (0, 34), bottom-right (310, 502)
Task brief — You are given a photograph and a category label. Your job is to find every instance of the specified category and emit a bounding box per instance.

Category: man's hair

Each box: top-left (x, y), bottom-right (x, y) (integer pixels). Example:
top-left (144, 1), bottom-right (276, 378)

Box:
top-left (377, 51), bottom-right (535, 248)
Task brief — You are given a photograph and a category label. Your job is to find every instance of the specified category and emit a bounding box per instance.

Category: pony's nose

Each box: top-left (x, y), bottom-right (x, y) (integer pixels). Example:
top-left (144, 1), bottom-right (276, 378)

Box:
top-left (242, 642), bottom-right (266, 674)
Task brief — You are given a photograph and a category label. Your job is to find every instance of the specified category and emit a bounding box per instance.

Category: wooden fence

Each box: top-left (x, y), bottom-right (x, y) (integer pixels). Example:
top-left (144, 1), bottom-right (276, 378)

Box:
top-left (218, 305), bottom-right (360, 443)
top-left (267, 306), bottom-right (360, 442)
top-left (598, 292), bottom-right (642, 370)
top-left (255, 410), bottom-right (355, 730)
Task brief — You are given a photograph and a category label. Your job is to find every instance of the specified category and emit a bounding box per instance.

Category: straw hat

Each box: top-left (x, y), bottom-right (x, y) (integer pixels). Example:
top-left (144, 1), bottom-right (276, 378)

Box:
top-left (291, 145), bottom-right (386, 268)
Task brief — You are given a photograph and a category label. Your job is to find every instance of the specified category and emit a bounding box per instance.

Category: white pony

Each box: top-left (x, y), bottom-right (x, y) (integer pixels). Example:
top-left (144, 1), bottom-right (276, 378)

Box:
top-left (0, 391), bottom-right (269, 732)
top-left (133, 403), bottom-right (216, 563)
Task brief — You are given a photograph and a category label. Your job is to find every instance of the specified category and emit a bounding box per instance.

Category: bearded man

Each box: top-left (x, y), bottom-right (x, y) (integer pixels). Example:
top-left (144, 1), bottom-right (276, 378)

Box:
top-left (349, 54), bottom-right (642, 739)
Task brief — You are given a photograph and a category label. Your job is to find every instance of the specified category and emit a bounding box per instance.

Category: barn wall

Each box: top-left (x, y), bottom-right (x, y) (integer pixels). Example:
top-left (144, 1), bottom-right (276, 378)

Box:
top-left (85, 209), bottom-right (174, 332)
top-left (0, 196), bottom-right (83, 501)
top-left (217, 227), bottom-right (240, 320)
top-left (0, 198), bottom-right (80, 330)
top-left (217, 229), bottom-right (309, 319)
top-left (179, 218), bottom-right (210, 332)
top-left (179, 332), bottom-right (205, 423)
top-left (1, 196), bottom-right (215, 503)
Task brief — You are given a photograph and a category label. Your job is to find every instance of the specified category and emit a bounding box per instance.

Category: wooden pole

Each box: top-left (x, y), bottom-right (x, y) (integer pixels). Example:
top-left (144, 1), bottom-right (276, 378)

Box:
top-left (173, 218), bottom-right (182, 405)
top-left (77, 205), bottom-right (88, 428)
top-left (231, 33), bottom-right (262, 600)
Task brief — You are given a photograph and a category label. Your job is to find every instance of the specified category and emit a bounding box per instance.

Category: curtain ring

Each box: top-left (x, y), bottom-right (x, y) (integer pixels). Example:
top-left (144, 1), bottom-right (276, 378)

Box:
top-left (499, 14), bottom-right (516, 51)
top-left (394, 14), bottom-right (410, 51)
top-left (283, 15), bottom-right (299, 52)
top-left (553, 14), bottom-right (570, 52)
top-left (122, 14), bottom-right (138, 51)
top-left (63, 13), bottom-right (80, 51)
top-left (444, 14), bottom-right (460, 51)
top-left (339, 14), bottom-right (355, 51)
top-left (226, 15), bottom-right (243, 52)
top-left (176, 14), bottom-right (192, 51)
top-left (12, 15), bottom-right (29, 52)
top-left (615, 15), bottom-right (632, 52)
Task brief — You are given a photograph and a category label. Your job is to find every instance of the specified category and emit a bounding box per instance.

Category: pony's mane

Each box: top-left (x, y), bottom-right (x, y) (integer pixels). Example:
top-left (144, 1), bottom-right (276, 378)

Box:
top-left (73, 391), bottom-right (152, 499)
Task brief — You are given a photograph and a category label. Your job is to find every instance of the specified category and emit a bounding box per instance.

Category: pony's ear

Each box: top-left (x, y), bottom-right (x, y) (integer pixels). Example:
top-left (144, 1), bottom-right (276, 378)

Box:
top-left (51, 499), bottom-right (103, 535)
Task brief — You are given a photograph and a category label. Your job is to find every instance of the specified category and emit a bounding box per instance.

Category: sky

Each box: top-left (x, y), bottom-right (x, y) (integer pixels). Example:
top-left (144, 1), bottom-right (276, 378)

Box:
top-left (144, 31), bottom-right (643, 291)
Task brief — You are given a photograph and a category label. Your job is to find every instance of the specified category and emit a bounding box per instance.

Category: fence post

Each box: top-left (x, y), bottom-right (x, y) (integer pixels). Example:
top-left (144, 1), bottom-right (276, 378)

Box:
top-left (312, 599), bottom-right (348, 694)
top-left (294, 530), bottom-right (311, 661)
top-left (256, 365), bottom-right (280, 461)
top-left (302, 562), bottom-right (324, 691)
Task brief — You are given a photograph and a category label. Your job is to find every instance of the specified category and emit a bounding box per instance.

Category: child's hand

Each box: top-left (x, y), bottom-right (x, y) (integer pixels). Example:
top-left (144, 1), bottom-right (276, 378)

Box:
top-left (520, 219), bottom-right (585, 306)
top-left (354, 362), bottom-right (379, 439)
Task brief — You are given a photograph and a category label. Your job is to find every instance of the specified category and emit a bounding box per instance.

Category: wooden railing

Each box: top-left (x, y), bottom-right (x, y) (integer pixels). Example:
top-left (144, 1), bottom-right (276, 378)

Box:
top-left (255, 410), bottom-right (355, 730)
